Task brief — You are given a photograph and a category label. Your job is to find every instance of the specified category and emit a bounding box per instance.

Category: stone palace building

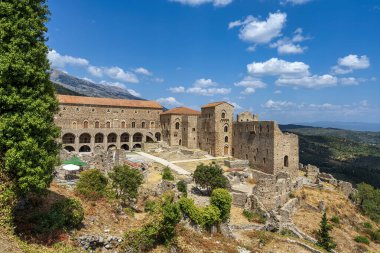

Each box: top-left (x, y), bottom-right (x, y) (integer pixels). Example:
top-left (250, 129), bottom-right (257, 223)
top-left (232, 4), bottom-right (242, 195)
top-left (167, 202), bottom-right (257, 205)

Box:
top-left (55, 95), bottom-right (299, 177)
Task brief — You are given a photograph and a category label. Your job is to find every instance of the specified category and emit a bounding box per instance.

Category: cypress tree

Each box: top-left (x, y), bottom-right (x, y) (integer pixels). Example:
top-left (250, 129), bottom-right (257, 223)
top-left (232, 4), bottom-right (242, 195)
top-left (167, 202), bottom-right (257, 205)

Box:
top-left (316, 212), bottom-right (336, 252)
top-left (0, 0), bottom-right (60, 196)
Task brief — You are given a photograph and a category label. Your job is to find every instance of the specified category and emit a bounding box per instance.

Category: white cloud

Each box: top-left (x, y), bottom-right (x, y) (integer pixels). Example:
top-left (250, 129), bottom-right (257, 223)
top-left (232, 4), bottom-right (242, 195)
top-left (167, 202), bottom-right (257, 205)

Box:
top-left (193, 78), bottom-right (218, 88)
top-left (276, 74), bottom-right (338, 88)
top-left (157, 97), bottom-right (183, 107)
top-left (170, 0), bottom-right (232, 7)
top-left (229, 12), bottom-right (287, 46)
top-left (152, 77), bottom-right (165, 83)
top-left (87, 66), bottom-right (103, 77)
top-left (247, 58), bottom-right (310, 77)
top-left (339, 77), bottom-right (366, 86)
top-left (82, 77), bottom-right (95, 83)
top-left (274, 90), bottom-right (282, 94)
top-left (228, 101), bottom-right (242, 109)
top-left (169, 86), bottom-right (186, 93)
top-left (281, 0), bottom-right (312, 5)
top-left (99, 80), bottom-right (126, 88)
top-left (332, 54), bottom-right (370, 74)
top-left (270, 28), bottom-right (309, 54)
top-left (88, 66), bottom-right (139, 83)
top-left (134, 67), bottom-right (152, 76)
top-left (169, 78), bottom-right (230, 96)
top-left (262, 100), bottom-right (296, 110)
top-left (127, 89), bottom-right (141, 97)
top-left (48, 50), bottom-right (89, 68)
top-left (234, 76), bottom-right (267, 94)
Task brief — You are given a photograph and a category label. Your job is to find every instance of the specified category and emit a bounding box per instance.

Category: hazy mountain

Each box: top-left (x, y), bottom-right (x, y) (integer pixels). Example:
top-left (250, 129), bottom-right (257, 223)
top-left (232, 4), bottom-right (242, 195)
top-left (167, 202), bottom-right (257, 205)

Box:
top-left (294, 121), bottom-right (380, 132)
top-left (50, 69), bottom-right (142, 100)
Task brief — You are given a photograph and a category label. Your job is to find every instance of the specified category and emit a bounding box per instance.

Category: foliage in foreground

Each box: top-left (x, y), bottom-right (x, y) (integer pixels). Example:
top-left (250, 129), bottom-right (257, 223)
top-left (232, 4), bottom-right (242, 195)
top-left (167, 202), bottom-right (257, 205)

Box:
top-left (193, 163), bottom-right (228, 194)
top-left (109, 165), bottom-right (143, 205)
top-left (210, 188), bottom-right (232, 221)
top-left (176, 180), bottom-right (187, 197)
top-left (123, 193), bottom-right (181, 252)
top-left (36, 198), bottom-right (84, 234)
top-left (162, 167), bottom-right (175, 181)
top-left (75, 169), bottom-right (108, 200)
top-left (355, 183), bottom-right (380, 222)
top-left (316, 212), bottom-right (336, 252)
top-left (354, 235), bottom-right (370, 245)
top-left (0, 0), bottom-right (60, 197)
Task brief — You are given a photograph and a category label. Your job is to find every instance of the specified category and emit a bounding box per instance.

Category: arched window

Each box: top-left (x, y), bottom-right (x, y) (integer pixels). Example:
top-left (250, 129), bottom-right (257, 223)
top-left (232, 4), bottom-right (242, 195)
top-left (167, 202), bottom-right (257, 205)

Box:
top-left (133, 133), bottom-right (143, 142)
top-left (121, 133), bottom-right (129, 142)
top-left (175, 122), bottom-right (180, 129)
top-left (150, 121), bottom-right (155, 129)
top-left (132, 122), bottom-right (136, 128)
top-left (72, 121), bottom-right (77, 129)
top-left (62, 133), bottom-right (75, 144)
top-left (107, 133), bottom-right (117, 143)
top-left (79, 133), bottom-right (91, 143)
top-left (284, 155), bottom-right (289, 167)
top-left (221, 112), bottom-right (226, 119)
top-left (224, 125), bottom-right (228, 132)
top-left (95, 121), bottom-right (100, 128)
top-left (155, 132), bottom-right (161, 141)
top-left (83, 121), bottom-right (88, 129)
top-left (263, 158), bottom-right (266, 164)
top-left (121, 121), bottom-right (126, 128)
top-left (142, 122), bottom-right (146, 128)
top-left (106, 121), bottom-right (111, 128)
top-left (95, 133), bottom-right (104, 143)
top-left (224, 136), bottom-right (228, 143)
top-left (179, 139), bottom-right (182, 146)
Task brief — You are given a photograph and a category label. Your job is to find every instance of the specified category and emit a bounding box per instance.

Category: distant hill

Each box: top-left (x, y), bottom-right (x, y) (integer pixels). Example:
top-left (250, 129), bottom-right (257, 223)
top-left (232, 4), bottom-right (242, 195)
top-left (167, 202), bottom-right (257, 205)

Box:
top-left (295, 121), bottom-right (380, 132)
top-left (281, 124), bottom-right (380, 188)
top-left (50, 69), bottom-right (142, 100)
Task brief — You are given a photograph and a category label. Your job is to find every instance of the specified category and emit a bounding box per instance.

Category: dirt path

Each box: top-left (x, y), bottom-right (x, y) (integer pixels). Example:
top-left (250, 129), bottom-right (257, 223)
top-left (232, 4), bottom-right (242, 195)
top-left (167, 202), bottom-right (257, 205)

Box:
top-left (171, 156), bottom-right (228, 164)
top-left (136, 151), bottom-right (191, 175)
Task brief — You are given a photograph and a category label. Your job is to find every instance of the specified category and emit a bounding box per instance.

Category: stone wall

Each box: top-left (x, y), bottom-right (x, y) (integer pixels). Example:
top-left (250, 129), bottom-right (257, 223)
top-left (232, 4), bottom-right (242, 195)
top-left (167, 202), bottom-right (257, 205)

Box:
top-left (224, 159), bottom-right (249, 168)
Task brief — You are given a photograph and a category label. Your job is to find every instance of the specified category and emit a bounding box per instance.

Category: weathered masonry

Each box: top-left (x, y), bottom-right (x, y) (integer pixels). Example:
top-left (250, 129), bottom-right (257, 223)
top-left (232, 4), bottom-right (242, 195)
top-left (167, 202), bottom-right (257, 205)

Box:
top-left (55, 95), bottom-right (299, 178)
top-left (55, 95), bottom-right (163, 152)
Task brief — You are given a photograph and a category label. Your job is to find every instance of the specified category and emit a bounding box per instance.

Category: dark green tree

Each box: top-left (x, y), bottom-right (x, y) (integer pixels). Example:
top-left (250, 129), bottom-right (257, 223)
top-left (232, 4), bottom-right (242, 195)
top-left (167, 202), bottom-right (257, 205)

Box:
top-left (0, 0), bottom-right (60, 196)
top-left (316, 212), bottom-right (336, 252)
top-left (210, 188), bottom-right (232, 221)
top-left (75, 169), bottom-right (108, 200)
top-left (109, 165), bottom-right (143, 204)
top-left (193, 162), bottom-right (228, 194)
top-left (356, 183), bottom-right (380, 222)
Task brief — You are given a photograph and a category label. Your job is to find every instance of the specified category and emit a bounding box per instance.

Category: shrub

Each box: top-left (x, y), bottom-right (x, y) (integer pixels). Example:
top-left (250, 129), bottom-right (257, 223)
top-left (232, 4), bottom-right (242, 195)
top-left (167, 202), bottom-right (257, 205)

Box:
top-left (366, 229), bottom-right (380, 243)
top-left (210, 188), bottom-right (232, 221)
top-left (193, 163), bottom-right (228, 194)
top-left (242, 209), bottom-right (266, 223)
top-left (109, 165), bottom-right (143, 205)
top-left (37, 198), bottom-right (84, 233)
top-left (200, 205), bottom-right (221, 229)
top-left (176, 180), bottom-right (187, 196)
top-left (356, 183), bottom-right (380, 222)
top-left (162, 167), bottom-right (174, 181)
top-left (363, 222), bottom-right (373, 229)
top-left (75, 169), bottom-right (108, 200)
top-left (316, 212), bottom-right (336, 252)
top-left (160, 201), bottom-right (181, 244)
top-left (354, 235), bottom-right (370, 245)
top-left (145, 200), bottom-right (159, 213)
top-left (330, 215), bottom-right (340, 224)
top-left (178, 197), bottom-right (202, 225)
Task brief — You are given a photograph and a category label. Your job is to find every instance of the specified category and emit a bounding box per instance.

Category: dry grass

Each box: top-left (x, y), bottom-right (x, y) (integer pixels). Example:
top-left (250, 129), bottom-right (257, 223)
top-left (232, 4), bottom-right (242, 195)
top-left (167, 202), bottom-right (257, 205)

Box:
top-left (293, 186), bottom-right (380, 253)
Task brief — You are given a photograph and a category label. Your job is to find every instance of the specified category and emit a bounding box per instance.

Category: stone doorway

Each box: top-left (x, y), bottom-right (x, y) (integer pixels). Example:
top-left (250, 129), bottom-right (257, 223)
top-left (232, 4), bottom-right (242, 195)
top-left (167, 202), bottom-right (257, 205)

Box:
top-left (224, 146), bottom-right (229, 156)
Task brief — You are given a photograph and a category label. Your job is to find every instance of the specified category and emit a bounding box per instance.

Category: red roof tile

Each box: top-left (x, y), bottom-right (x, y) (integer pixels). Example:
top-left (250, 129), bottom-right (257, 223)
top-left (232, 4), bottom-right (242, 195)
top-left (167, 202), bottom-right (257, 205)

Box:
top-left (161, 107), bottom-right (201, 115)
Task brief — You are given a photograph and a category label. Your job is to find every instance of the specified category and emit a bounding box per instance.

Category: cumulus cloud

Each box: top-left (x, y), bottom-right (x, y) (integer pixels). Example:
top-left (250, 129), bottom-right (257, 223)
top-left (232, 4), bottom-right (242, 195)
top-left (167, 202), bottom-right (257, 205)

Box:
top-left (100, 80), bottom-right (126, 88)
top-left (48, 50), bottom-right (89, 68)
top-left (170, 0), bottom-right (232, 7)
top-left (281, 0), bottom-right (312, 5)
top-left (332, 54), bottom-right (370, 74)
top-left (339, 77), bottom-right (366, 86)
top-left (276, 74), bottom-right (338, 88)
top-left (234, 76), bottom-right (267, 94)
top-left (127, 89), bottom-right (141, 97)
top-left (87, 66), bottom-right (139, 83)
top-left (134, 67), bottom-right (152, 76)
top-left (247, 58), bottom-right (310, 77)
top-left (169, 78), bottom-right (230, 96)
top-left (270, 28), bottom-right (309, 54)
top-left (157, 97), bottom-right (183, 107)
top-left (262, 100), bottom-right (296, 110)
top-left (229, 12), bottom-right (287, 47)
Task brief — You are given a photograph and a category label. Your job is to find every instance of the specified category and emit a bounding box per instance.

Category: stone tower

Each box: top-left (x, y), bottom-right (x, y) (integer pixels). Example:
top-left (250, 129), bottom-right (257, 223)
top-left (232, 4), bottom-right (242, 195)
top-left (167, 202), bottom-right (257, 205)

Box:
top-left (198, 102), bottom-right (234, 156)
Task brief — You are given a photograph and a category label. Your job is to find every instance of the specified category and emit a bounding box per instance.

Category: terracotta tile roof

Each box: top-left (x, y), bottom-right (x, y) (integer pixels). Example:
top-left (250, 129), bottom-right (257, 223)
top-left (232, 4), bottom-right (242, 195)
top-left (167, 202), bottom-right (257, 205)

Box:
top-left (201, 101), bottom-right (234, 108)
top-left (161, 107), bottom-right (201, 115)
top-left (58, 95), bottom-right (163, 109)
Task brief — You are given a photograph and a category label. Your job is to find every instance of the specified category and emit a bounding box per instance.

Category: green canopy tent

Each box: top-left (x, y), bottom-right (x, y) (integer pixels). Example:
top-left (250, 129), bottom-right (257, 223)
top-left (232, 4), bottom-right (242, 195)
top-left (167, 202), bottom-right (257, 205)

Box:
top-left (62, 156), bottom-right (88, 166)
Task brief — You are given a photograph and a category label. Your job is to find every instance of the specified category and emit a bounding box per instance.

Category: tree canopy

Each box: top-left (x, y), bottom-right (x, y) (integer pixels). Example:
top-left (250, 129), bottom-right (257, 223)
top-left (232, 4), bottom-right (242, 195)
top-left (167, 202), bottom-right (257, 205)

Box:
top-left (193, 162), bottom-right (228, 194)
top-left (0, 0), bottom-right (60, 196)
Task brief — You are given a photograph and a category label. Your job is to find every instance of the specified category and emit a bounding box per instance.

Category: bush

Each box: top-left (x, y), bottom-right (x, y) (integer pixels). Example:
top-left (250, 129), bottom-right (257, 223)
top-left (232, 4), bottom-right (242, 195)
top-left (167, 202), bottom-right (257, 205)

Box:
top-left (176, 180), bottom-right (187, 196)
top-left (366, 229), bottom-right (380, 243)
top-left (75, 169), bottom-right (108, 200)
top-left (178, 197), bottom-right (203, 225)
top-left (200, 205), bottom-right (221, 229)
top-left (210, 188), bottom-right (232, 221)
top-left (242, 209), bottom-right (266, 224)
top-left (145, 200), bottom-right (159, 213)
top-left (162, 167), bottom-right (174, 181)
top-left (109, 165), bottom-right (143, 204)
top-left (330, 215), bottom-right (340, 224)
top-left (356, 183), bottom-right (380, 222)
top-left (37, 198), bottom-right (84, 233)
top-left (363, 222), bottom-right (373, 229)
top-left (193, 163), bottom-right (228, 194)
top-left (316, 212), bottom-right (336, 252)
top-left (354, 235), bottom-right (370, 245)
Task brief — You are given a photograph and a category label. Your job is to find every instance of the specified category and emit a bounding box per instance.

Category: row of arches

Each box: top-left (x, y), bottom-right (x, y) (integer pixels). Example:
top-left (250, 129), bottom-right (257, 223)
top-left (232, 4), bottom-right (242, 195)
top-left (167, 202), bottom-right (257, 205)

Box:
top-left (64, 143), bottom-right (143, 153)
top-left (62, 132), bottom-right (162, 144)
top-left (72, 120), bottom-right (156, 129)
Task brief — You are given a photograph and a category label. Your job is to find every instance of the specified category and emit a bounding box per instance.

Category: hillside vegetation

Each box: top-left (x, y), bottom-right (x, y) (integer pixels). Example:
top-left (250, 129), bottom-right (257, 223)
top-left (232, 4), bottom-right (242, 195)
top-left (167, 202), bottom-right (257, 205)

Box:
top-left (281, 125), bottom-right (380, 188)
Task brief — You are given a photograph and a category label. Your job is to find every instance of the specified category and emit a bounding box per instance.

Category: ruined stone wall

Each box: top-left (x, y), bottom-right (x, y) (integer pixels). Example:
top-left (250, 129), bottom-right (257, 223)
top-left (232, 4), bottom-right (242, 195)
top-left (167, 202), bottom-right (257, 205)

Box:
top-left (198, 103), bottom-right (233, 156)
top-left (236, 111), bottom-right (259, 122)
top-left (232, 121), bottom-right (276, 174)
top-left (273, 126), bottom-right (299, 179)
top-left (55, 104), bottom-right (162, 152)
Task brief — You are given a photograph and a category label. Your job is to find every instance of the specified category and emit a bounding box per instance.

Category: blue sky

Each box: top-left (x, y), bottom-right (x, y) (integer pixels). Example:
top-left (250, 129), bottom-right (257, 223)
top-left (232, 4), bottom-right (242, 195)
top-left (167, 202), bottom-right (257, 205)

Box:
top-left (46, 0), bottom-right (380, 123)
